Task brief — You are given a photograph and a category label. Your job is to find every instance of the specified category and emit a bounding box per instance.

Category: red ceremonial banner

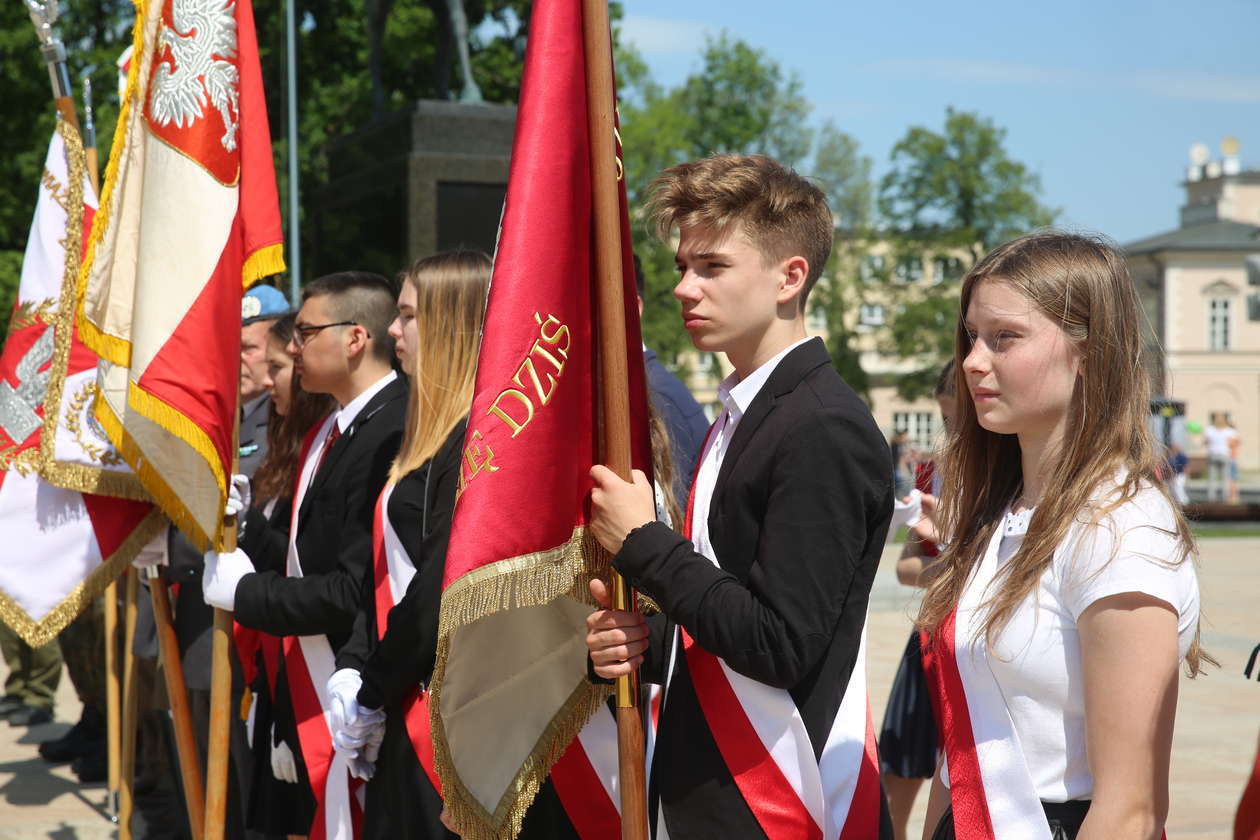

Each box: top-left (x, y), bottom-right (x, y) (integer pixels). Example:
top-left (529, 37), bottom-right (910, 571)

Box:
top-left (429, 0), bottom-right (651, 836)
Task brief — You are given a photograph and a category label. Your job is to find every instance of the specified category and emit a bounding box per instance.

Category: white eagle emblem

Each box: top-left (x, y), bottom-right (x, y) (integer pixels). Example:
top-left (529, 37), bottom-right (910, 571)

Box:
top-left (148, 0), bottom-right (240, 153)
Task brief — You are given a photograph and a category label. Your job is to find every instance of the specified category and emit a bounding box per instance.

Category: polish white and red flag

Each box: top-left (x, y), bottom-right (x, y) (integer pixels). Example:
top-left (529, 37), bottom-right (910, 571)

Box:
top-left (0, 121), bottom-right (159, 646)
top-left (78, 0), bottom-right (285, 549)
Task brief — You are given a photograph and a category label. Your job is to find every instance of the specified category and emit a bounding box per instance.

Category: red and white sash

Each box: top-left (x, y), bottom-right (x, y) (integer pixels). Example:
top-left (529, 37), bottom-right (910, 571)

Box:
top-left (919, 526), bottom-right (1050, 840)
top-left (370, 482), bottom-right (444, 794)
top-left (284, 414), bottom-right (362, 840)
top-left (370, 481), bottom-right (621, 839)
top-left (667, 457), bottom-right (883, 840)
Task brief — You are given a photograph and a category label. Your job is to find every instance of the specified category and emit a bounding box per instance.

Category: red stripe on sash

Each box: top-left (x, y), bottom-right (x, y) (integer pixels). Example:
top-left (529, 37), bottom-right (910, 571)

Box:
top-left (551, 726), bottom-right (622, 840)
top-left (682, 629), bottom-right (823, 840)
top-left (839, 705), bottom-right (883, 840)
top-left (920, 617), bottom-right (996, 840)
top-left (369, 485), bottom-right (444, 797)
top-left (402, 688), bottom-right (443, 795)
top-left (285, 635), bottom-right (336, 840)
top-left (371, 489), bottom-right (391, 641)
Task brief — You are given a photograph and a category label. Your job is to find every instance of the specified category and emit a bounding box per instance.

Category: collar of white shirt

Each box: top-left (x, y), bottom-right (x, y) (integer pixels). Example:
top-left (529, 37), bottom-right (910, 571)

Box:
top-left (715, 336), bottom-right (815, 424)
top-left (335, 369), bottom-right (398, 434)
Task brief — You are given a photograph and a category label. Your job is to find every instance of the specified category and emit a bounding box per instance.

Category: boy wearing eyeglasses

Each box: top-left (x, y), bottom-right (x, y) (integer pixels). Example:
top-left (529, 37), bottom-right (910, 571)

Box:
top-left (202, 271), bottom-right (408, 830)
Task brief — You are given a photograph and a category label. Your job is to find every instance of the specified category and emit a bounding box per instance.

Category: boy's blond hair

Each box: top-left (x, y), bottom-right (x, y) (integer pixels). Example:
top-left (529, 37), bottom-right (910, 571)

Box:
top-left (645, 154), bottom-right (833, 308)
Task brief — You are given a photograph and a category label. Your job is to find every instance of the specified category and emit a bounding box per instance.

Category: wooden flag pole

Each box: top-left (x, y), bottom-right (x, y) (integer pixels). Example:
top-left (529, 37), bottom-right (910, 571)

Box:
top-left (580, 1), bottom-right (649, 837)
top-left (119, 569), bottom-right (141, 839)
top-left (204, 406), bottom-right (241, 840)
top-left (150, 573), bottom-right (207, 840)
top-left (104, 576), bottom-right (121, 820)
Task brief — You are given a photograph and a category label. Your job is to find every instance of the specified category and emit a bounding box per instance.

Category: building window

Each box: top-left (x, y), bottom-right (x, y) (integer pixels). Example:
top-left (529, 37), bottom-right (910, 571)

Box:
top-left (858, 255), bottom-right (885, 284)
top-left (933, 256), bottom-right (964, 284)
top-left (893, 411), bottom-right (937, 451)
top-left (858, 303), bottom-right (885, 326)
top-left (894, 256), bottom-right (923, 284)
top-left (1209, 298), bottom-right (1231, 351)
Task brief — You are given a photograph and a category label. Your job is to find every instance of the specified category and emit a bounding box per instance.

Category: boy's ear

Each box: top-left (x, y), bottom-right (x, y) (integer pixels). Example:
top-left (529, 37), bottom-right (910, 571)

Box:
top-left (345, 324), bottom-right (370, 360)
top-left (777, 255), bottom-right (810, 306)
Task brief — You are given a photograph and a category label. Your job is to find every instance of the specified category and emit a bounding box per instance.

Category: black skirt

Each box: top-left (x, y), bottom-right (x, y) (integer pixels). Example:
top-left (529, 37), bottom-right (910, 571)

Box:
top-left (931, 800), bottom-right (1091, 840)
top-left (878, 631), bottom-right (939, 778)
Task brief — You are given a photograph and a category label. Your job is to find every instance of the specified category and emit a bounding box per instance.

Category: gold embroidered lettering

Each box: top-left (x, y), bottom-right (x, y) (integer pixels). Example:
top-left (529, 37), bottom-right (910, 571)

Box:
top-left (487, 388), bottom-right (534, 437)
top-left (512, 356), bottom-right (557, 408)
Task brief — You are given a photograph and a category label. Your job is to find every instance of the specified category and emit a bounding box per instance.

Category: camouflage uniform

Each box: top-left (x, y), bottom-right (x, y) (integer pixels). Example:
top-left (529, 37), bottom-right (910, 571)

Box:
top-left (0, 621), bottom-right (61, 711)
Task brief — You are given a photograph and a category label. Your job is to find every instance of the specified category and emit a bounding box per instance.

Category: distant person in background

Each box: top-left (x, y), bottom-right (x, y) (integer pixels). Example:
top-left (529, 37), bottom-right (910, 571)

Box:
top-left (1167, 443), bottom-right (1190, 505)
top-left (880, 360), bottom-right (953, 840)
top-left (1204, 413), bottom-right (1239, 503)
top-left (890, 428), bottom-right (912, 498)
top-left (1228, 420), bottom-right (1242, 504)
top-left (634, 253), bottom-right (709, 503)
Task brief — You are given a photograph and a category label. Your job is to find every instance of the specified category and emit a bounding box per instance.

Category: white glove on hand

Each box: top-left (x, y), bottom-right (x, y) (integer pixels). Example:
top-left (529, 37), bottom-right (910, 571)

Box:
top-left (225, 473), bottom-right (252, 518)
top-left (132, 525), bottom-right (170, 570)
top-left (201, 548), bottom-right (255, 611)
top-left (327, 668), bottom-right (364, 745)
top-left (270, 724), bottom-right (299, 784)
top-left (327, 669), bottom-right (386, 780)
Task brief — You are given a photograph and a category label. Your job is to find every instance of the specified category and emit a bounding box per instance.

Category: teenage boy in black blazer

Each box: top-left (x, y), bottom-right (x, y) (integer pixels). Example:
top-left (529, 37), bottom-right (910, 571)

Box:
top-left (586, 155), bottom-right (894, 838)
top-left (201, 272), bottom-right (407, 811)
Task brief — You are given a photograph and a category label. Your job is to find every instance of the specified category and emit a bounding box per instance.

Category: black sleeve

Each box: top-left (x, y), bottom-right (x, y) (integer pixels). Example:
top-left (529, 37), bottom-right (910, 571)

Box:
top-left (235, 426), bottom-right (401, 640)
top-left (238, 499), bottom-right (292, 575)
top-left (613, 409), bottom-right (887, 689)
top-left (357, 435), bottom-right (461, 710)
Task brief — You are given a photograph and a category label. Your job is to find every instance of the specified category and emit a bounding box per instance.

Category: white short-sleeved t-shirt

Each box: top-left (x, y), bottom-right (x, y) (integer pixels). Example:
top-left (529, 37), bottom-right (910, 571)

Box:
top-left (1204, 425), bottom-right (1239, 459)
top-left (946, 485), bottom-right (1200, 803)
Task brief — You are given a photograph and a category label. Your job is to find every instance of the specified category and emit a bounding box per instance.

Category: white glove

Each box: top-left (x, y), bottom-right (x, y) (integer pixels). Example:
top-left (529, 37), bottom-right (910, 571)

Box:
top-left (890, 488), bottom-right (924, 531)
top-left (345, 712), bottom-right (386, 781)
top-left (270, 724), bottom-right (299, 784)
top-left (225, 473), bottom-right (252, 518)
top-left (131, 525), bottom-right (170, 570)
top-left (327, 668), bottom-right (364, 743)
top-left (201, 548), bottom-right (255, 611)
top-left (327, 669), bottom-right (386, 780)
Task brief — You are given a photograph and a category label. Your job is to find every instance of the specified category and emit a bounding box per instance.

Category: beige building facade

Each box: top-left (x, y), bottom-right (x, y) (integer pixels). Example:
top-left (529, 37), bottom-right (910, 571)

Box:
top-left (1127, 140), bottom-right (1260, 471)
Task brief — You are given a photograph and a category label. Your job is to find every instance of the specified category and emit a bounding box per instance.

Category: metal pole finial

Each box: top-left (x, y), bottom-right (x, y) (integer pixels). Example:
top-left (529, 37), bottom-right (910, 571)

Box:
top-left (26, 0), bottom-right (73, 101)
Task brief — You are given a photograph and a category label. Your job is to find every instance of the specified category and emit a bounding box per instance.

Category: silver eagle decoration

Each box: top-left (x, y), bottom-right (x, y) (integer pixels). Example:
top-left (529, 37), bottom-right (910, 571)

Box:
top-left (148, 0), bottom-right (241, 154)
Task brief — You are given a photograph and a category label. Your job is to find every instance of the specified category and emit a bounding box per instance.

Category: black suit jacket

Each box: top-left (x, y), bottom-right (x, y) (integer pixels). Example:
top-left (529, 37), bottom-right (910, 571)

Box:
top-left (235, 376), bottom-right (407, 658)
top-left (613, 338), bottom-right (894, 837)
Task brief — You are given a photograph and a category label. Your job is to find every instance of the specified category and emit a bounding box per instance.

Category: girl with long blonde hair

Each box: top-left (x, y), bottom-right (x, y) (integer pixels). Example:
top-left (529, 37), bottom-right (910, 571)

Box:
top-left (917, 232), bottom-right (1209, 840)
top-left (325, 250), bottom-right (490, 840)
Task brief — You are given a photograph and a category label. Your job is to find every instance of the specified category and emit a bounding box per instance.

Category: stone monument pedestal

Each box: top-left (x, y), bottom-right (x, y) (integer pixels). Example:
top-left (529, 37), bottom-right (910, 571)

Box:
top-left (312, 99), bottom-right (516, 278)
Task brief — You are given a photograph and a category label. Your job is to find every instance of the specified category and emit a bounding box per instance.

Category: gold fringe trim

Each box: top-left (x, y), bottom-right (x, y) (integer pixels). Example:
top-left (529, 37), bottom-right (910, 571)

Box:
top-left (94, 391), bottom-right (220, 552)
top-left (76, 0), bottom-right (151, 364)
top-left (76, 313), bottom-right (131, 368)
top-left (0, 507), bottom-right (166, 646)
top-left (437, 526), bottom-right (609, 641)
top-left (36, 119), bottom-right (151, 502)
top-left (429, 525), bottom-right (617, 839)
top-left (242, 243), bottom-right (286, 289)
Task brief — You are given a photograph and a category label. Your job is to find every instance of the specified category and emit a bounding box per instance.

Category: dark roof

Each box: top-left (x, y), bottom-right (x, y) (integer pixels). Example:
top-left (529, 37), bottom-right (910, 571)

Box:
top-left (1125, 219), bottom-right (1260, 255)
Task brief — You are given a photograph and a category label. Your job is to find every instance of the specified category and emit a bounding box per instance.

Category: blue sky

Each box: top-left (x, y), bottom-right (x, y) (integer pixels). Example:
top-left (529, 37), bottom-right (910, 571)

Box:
top-left (616, 0), bottom-right (1260, 243)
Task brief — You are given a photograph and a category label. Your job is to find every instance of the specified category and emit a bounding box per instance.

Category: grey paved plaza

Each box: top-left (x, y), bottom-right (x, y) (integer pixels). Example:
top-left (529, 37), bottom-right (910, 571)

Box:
top-left (1, 538), bottom-right (1256, 838)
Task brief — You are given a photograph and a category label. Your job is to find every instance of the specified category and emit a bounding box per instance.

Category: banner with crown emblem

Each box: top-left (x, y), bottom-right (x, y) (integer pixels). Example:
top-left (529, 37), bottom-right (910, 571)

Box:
top-left (0, 120), bottom-right (161, 646)
top-left (78, 0), bottom-right (285, 550)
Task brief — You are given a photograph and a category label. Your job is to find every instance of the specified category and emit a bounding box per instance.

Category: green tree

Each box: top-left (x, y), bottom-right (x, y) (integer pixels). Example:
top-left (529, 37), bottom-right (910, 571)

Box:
top-left (810, 122), bottom-right (874, 398)
top-left (879, 107), bottom-right (1056, 260)
top-left (875, 107), bottom-right (1057, 398)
